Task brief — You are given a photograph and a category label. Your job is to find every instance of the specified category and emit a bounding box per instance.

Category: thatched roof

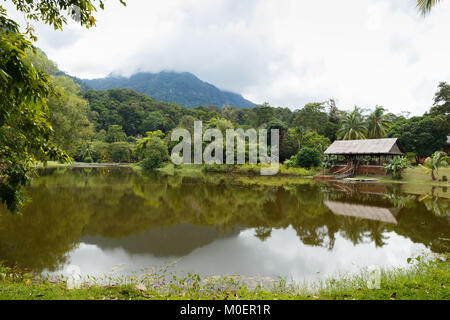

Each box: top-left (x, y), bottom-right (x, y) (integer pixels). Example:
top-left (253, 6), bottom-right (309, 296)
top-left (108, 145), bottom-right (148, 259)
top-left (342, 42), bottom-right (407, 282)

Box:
top-left (324, 138), bottom-right (404, 155)
top-left (324, 200), bottom-right (398, 224)
top-left (446, 136), bottom-right (450, 146)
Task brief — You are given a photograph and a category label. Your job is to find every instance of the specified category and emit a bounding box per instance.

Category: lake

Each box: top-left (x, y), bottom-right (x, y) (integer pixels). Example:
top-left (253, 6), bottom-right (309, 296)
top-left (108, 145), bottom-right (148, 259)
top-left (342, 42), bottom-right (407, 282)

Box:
top-left (0, 167), bottom-right (448, 283)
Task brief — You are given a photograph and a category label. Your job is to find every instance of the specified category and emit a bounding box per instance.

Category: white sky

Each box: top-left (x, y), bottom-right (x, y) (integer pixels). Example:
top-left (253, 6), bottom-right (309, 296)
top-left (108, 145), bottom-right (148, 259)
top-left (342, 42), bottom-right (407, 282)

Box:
top-left (4, 0), bottom-right (450, 114)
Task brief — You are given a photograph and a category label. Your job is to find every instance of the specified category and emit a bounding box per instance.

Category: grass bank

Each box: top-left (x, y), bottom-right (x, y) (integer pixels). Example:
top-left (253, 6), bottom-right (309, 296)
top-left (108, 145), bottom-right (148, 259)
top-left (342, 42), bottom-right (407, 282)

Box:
top-left (355, 167), bottom-right (450, 187)
top-left (352, 166), bottom-right (450, 198)
top-left (1, 255), bottom-right (448, 300)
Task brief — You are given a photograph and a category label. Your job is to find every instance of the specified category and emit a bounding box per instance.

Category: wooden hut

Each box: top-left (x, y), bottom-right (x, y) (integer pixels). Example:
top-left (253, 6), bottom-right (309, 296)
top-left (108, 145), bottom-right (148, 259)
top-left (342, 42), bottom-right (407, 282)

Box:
top-left (324, 138), bottom-right (404, 177)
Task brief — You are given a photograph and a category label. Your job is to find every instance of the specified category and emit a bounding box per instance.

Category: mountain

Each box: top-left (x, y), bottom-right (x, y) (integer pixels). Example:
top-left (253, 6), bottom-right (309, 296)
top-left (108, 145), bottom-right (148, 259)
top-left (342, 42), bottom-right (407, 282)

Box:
top-left (82, 71), bottom-right (256, 109)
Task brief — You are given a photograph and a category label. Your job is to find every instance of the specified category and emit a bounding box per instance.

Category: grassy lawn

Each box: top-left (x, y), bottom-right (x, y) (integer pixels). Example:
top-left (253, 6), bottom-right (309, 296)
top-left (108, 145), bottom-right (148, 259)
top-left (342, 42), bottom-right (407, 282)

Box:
top-left (354, 167), bottom-right (450, 196)
top-left (1, 255), bottom-right (448, 300)
top-left (379, 167), bottom-right (449, 185)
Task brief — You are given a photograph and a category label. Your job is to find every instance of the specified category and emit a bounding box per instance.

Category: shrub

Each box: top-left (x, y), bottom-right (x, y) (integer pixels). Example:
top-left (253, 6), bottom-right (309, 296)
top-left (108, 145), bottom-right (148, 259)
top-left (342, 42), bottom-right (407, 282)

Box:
top-left (284, 155), bottom-right (297, 168)
top-left (141, 137), bottom-right (169, 170)
top-left (419, 151), bottom-right (449, 181)
top-left (109, 142), bottom-right (132, 163)
top-left (295, 147), bottom-right (322, 168)
top-left (384, 156), bottom-right (411, 180)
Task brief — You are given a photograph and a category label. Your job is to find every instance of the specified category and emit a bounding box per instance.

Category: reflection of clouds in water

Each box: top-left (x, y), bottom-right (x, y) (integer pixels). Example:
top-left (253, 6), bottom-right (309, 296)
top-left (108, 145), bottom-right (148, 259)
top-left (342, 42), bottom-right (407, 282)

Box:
top-left (55, 227), bottom-right (428, 282)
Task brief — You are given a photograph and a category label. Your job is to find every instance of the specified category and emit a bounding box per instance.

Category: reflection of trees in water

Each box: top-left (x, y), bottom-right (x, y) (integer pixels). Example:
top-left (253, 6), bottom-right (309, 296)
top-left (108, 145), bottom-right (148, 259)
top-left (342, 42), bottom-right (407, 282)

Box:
top-left (0, 168), bottom-right (449, 272)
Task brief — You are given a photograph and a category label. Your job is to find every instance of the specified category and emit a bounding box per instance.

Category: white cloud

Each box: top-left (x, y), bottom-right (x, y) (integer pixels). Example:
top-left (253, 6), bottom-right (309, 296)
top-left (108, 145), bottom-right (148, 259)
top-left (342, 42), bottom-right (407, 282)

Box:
top-left (3, 0), bottom-right (450, 114)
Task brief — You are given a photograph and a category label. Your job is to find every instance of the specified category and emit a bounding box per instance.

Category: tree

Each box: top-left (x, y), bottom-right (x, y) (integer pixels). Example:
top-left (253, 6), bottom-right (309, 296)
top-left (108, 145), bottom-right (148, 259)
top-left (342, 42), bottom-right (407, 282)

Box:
top-left (337, 107), bottom-right (368, 140)
top-left (141, 137), bottom-right (169, 169)
top-left (1, 8), bottom-right (69, 212)
top-left (420, 151), bottom-right (449, 180)
top-left (266, 119), bottom-right (289, 160)
top-left (292, 102), bottom-right (328, 135)
top-left (254, 103), bottom-right (275, 127)
top-left (366, 106), bottom-right (392, 139)
top-left (134, 131), bottom-right (165, 160)
top-left (0, 1), bottom-right (126, 212)
top-left (429, 82), bottom-right (450, 117)
top-left (27, 49), bottom-right (94, 156)
top-left (140, 111), bottom-right (170, 133)
top-left (105, 125), bottom-right (127, 143)
top-left (387, 116), bottom-right (447, 160)
top-left (301, 132), bottom-right (331, 153)
top-left (417, 0), bottom-right (443, 15)
top-left (206, 117), bottom-right (234, 134)
top-left (6, 1), bottom-right (126, 30)
top-left (90, 140), bottom-right (110, 162)
top-left (108, 142), bottom-right (131, 163)
top-left (384, 156), bottom-right (411, 180)
top-left (295, 147), bottom-right (322, 168)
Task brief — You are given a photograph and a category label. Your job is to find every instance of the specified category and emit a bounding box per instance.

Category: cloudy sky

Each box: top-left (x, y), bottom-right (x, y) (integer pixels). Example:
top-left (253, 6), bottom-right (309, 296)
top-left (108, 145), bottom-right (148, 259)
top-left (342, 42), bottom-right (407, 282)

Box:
top-left (5, 0), bottom-right (450, 114)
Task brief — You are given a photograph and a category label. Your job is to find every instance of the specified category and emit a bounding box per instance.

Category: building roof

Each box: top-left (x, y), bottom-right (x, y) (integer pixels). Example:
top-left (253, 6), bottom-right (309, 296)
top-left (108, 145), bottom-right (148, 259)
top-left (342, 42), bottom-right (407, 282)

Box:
top-left (324, 200), bottom-right (398, 224)
top-left (446, 136), bottom-right (450, 146)
top-left (324, 138), bottom-right (404, 155)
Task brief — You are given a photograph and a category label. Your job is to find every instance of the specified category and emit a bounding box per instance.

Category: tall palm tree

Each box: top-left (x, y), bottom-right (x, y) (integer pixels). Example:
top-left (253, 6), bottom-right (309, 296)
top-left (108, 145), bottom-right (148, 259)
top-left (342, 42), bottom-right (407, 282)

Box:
top-left (337, 107), bottom-right (368, 140)
top-left (366, 106), bottom-right (392, 139)
top-left (417, 0), bottom-right (443, 15)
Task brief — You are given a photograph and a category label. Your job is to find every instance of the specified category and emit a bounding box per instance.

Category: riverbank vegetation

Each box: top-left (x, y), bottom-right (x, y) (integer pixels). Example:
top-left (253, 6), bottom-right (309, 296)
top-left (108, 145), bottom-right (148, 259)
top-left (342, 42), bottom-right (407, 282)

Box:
top-left (0, 254), bottom-right (448, 300)
top-left (2, 40), bottom-right (450, 212)
top-left (355, 166), bottom-right (450, 188)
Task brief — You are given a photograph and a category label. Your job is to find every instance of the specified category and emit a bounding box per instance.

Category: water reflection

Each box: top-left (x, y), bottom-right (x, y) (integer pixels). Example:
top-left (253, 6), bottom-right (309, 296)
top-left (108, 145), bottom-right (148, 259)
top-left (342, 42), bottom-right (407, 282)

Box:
top-left (0, 168), bottom-right (448, 281)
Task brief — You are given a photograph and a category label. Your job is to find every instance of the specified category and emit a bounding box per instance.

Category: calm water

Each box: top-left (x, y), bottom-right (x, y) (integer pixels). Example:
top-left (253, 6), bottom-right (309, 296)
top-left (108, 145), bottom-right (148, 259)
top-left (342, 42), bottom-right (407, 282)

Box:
top-left (0, 167), bottom-right (448, 282)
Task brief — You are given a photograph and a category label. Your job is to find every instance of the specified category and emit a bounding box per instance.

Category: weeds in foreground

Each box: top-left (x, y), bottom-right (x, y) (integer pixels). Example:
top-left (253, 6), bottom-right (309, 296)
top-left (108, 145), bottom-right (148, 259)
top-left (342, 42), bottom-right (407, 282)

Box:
top-left (0, 254), bottom-right (448, 300)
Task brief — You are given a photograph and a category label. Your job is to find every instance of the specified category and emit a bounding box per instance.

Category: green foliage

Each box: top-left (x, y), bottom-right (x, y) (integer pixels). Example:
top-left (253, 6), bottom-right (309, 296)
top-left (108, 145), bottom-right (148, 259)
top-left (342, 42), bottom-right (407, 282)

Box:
top-left (25, 49), bottom-right (94, 157)
top-left (0, 7), bottom-right (69, 212)
top-left (108, 141), bottom-right (132, 163)
top-left (1, 254), bottom-right (447, 300)
top-left (292, 103), bottom-right (329, 135)
top-left (387, 116), bottom-right (447, 159)
top-left (252, 103), bottom-right (276, 127)
top-left (7, 0), bottom-right (126, 31)
top-left (90, 140), bottom-right (110, 162)
top-left (141, 137), bottom-right (169, 169)
top-left (419, 151), bottom-right (449, 181)
top-left (366, 106), bottom-right (392, 139)
top-left (295, 147), bottom-right (322, 168)
top-left (85, 88), bottom-right (190, 136)
top-left (206, 117), bottom-right (234, 133)
top-left (266, 119), bottom-right (290, 160)
top-left (384, 156), bottom-right (411, 180)
top-left (0, 0), bottom-right (127, 213)
top-left (301, 132), bottom-right (331, 153)
top-left (105, 125), bottom-right (127, 143)
top-left (429, 81), bottom-right (450, 116)
top-left (337, 107), bottom-right (367, 140)
top-left (134, 131), bottom-right (165, 160)
top-left (417, 0), bottom-right (443, 16)
top-left (140, 111), bottom-right (171, 133)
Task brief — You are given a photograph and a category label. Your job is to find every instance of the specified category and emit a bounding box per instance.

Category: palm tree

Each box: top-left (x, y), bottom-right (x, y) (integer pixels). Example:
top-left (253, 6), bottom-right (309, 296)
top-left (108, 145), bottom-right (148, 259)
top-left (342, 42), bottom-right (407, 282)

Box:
top-left (367, 106), bottom-right (392, 139)
top-left (417, 0), bottom-right (443, 15)
top-left (337, 107), bottom-right (368, 140)
top-left (420, 151), bottom-right (449, 180)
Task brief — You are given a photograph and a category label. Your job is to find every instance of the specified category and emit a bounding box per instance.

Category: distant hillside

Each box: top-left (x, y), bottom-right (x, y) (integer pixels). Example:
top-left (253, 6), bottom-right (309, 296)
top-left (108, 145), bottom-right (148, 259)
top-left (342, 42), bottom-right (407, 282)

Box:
top-left (82, 71), bottom-right (256, 109)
